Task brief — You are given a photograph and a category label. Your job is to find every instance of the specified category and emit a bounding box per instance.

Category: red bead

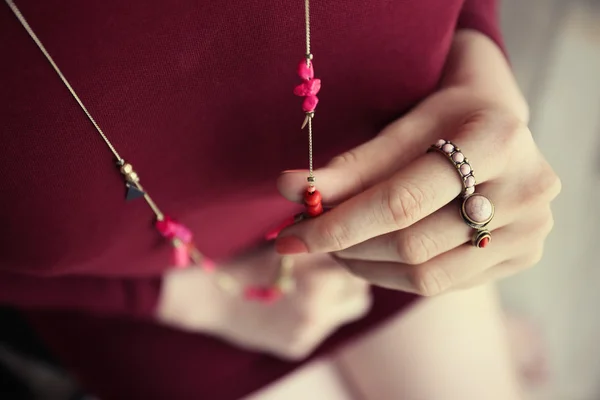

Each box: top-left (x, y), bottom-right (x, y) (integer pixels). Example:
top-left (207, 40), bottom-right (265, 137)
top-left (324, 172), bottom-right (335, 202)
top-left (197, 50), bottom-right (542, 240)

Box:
top-left (306, 202), bottom-right (323, 217)
top-left (304, 190), bottom-right (322, 206)
top-left (244, 287), bottom-right (282, 303)
top-left (479, 237), bottom-right (490, 248)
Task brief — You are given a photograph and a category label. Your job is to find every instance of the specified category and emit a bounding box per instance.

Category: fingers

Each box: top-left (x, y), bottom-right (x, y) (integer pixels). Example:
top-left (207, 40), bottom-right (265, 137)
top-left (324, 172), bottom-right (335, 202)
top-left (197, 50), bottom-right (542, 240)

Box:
top-left (276, 125), bottom-right (507, 255)
top-left (338, 205), bottom-right (554, 296)
top-left (277, 116), bottom-right (438, 205)
top-left (334, 182), bottom-right (510, 264)
top-left (282, 264), bottom-right (372, 360)
top-left (338, 225), bottom-right (517, 296)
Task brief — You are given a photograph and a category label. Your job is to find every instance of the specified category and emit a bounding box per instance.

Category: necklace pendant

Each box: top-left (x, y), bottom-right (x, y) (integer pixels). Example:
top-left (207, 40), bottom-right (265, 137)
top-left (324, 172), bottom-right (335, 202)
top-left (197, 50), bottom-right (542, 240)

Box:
top-left (125, 182), bottom-right (146, 201)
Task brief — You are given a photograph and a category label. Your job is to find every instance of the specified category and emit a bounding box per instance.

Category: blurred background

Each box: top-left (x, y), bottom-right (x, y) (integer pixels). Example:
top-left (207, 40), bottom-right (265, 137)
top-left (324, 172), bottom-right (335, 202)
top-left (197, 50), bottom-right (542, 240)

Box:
top-left (1, 0), bottom-right (599, 399)
top-left (498, 0), bottom-right (600, 399)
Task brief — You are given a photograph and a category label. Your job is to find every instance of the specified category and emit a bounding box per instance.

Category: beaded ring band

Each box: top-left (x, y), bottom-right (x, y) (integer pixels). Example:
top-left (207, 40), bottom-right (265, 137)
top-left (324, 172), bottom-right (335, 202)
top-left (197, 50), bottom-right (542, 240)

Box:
top-left (428, 139), bottom-right (495, 248)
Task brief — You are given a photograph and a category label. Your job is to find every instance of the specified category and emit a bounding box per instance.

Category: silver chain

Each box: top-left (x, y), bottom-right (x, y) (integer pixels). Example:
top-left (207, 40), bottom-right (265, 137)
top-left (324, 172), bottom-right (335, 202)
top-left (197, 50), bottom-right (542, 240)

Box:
top-left (304, 0), bottom-right (315, 179)
top-left (5, 0), bottom-right (166, 220)
top-left (304, 0), bottom-right (311, 57)
top-left (5, 0), bottom-right (122, 162)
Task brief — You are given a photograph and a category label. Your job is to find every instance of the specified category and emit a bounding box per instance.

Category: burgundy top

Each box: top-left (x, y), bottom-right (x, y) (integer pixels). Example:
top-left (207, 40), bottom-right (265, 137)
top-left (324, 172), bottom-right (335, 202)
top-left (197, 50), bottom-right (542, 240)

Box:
top-left (0, 1), bottom-right (503, 398)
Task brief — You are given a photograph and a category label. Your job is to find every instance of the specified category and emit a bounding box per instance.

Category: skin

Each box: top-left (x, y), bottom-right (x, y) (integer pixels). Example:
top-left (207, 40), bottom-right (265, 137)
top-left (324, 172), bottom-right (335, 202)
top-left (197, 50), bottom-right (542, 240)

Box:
top-left (157, 247), bottom-right (372, 360)
top-left (157, 30), bottom-right (560, 373)
top-left (276, 30), bottom-right (561, 295)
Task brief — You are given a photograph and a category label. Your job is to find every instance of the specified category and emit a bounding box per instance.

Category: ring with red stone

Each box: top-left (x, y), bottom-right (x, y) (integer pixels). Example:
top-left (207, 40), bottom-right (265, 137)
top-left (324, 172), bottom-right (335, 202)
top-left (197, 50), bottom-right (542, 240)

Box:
top-left (428, 139), bottom-right (476, 198)
top-left (472, 229), bottom-right (492, 249)
top-left (461, 193), bottom-right (495, 248)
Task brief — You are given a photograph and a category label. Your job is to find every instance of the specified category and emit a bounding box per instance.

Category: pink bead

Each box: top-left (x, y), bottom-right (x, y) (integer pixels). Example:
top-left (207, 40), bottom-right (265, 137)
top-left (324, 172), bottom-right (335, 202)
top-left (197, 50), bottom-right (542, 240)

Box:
top-left (452, 152), bottom-right (464, 163)
top-left (302, 95), bottom-right (319, 112)
top-left (293, 79), bottom-right (321, 97)
top-left (442, 143), bottom-right (454, 153)
top-left (297, 59), bottom-right (314, 80)
top-left (172, 223), bottom-right (193, 243)
top-left (460, 163), bottom-right (471, 175)
top-left (173, 245), bottom-right (190, 268)
top-left (435, 139), bottom-right (446, 147)
top-left (202, 258), bottom-right (216, 272)
top-left (465, 175), bottom-right (476, 187)
top-left (156, 216), bottom-right (193, 242)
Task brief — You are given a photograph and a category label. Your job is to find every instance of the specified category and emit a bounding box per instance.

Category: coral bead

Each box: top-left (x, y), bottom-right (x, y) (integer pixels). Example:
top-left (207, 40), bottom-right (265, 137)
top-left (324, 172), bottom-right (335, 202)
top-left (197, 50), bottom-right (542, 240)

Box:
top-left (302, 95), bottom-right (319, 112)
top-left (479, 237), bottom-right (490, 248)
top-left (304, 190), bottom-right (322, 206)
top-left (155, 216), bottom-right (175, 238)
top-left (294, 79), bottom-right (321, 97)
top-left (244, 287), bottom-right (282, 303)
top-left (306, 202), bottom-right (323, 217)
top-left (297, 59), bottom-right (314, 80)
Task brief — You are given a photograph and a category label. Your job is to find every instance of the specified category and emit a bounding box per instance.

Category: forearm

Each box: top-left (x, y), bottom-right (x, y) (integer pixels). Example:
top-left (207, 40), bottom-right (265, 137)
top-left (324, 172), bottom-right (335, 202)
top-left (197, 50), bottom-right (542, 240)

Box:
top-left (443, 30), bottom-right (529, 123)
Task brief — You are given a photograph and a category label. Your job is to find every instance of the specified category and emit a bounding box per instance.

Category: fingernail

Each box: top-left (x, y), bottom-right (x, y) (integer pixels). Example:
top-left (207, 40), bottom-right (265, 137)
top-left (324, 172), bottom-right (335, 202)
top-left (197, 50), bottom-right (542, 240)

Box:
top-left (281, 169), bottom-right (305, 174)
top-left (275, 236), bottom-right (308, 255)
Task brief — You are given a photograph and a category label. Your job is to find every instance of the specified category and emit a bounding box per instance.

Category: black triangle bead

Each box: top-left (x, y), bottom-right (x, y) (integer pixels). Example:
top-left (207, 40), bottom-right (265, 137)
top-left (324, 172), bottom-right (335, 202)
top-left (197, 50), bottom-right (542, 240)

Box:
top-left (125, 182), bottom-right (145, 201)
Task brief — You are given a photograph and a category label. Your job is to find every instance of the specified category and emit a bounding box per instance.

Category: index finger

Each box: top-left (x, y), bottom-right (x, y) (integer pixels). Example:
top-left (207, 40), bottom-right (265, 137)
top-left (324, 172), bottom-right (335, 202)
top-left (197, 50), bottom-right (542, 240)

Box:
top-left (275, 132), bottom-right (504, 254)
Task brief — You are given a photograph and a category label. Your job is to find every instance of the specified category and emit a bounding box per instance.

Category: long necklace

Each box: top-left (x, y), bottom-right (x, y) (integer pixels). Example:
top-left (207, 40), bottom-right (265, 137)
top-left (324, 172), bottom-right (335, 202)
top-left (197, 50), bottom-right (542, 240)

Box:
top-left (5, 0), bottom-right (208, 270)
top-left (295, 0), bottom-right (324, 217)
top-left (6, 0), bottom-right (305, 302)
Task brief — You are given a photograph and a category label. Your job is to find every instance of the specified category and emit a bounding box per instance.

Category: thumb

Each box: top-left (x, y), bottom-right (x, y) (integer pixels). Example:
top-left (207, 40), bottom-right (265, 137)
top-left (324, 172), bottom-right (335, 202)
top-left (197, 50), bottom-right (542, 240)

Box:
top-left (277, 118), bottom-right (432, 204)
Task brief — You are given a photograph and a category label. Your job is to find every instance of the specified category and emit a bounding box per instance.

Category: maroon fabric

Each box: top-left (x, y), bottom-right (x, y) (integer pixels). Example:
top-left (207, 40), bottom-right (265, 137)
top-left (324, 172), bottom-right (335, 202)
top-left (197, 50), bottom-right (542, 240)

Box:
top-left (0, 0), bottom-right (503, 398)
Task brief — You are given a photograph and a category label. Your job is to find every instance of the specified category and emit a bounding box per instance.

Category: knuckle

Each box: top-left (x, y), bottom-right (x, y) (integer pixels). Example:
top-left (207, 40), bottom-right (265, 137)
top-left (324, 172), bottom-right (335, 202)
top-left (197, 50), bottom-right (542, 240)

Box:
top-left (518, 164), bottom-right (561, 207)
top-left (527, 209), bottom-right (555, 238)
top-left (521, 246), bottom-right (545, 268)
top-left (396, 232), bottom-right (434, 265)
top-left (487, 112), bottom-right (531, 167)
top-left (354, 290), bottom-right (374, 317)
top-left (316, 220), bottom-right (352, 251)
top-left (343, 296), bottom-right (373, 324)
top-left (495, 112), bottom-right (529, 150)
top-left (331, 149), bottom-right (360, 167)
top-left (409, 266), bottom-right (452, 297)
top-left (330, 150), bottom-right (368, 192)
top-left (384, 181), bottom-right (426, 229)
top-left (539, 167), bottom-right (562, 202)
top-left (463, 110), bottom-right (528, 161)
top-left (538, 212), bottom-right (555, 237)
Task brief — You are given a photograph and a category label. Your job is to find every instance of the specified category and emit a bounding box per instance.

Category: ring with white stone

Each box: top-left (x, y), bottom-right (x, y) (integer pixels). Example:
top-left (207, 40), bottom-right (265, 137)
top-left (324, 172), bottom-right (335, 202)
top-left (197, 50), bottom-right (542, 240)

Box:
top-left (461, 193), bottom-right (495, 248)
top-left (428, 139), bottom-right (476, 198)
top-left (428, 140), bottom-right (495, 248)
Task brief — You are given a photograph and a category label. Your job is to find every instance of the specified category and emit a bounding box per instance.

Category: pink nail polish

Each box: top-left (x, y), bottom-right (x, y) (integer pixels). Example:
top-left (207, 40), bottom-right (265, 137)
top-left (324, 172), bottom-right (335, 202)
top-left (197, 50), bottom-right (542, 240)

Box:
top-left (275, 236), bottom-right (308, 255)
top-left (281, 169), bottom-right (305, 174)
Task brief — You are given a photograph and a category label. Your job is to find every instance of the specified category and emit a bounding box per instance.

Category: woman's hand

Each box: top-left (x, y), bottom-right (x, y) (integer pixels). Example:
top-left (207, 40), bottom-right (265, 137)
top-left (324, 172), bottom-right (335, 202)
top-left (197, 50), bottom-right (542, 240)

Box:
top-left (275, 31), bottom-right (561, 294)
top-left (156, 247), bottom-right (371, 360)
